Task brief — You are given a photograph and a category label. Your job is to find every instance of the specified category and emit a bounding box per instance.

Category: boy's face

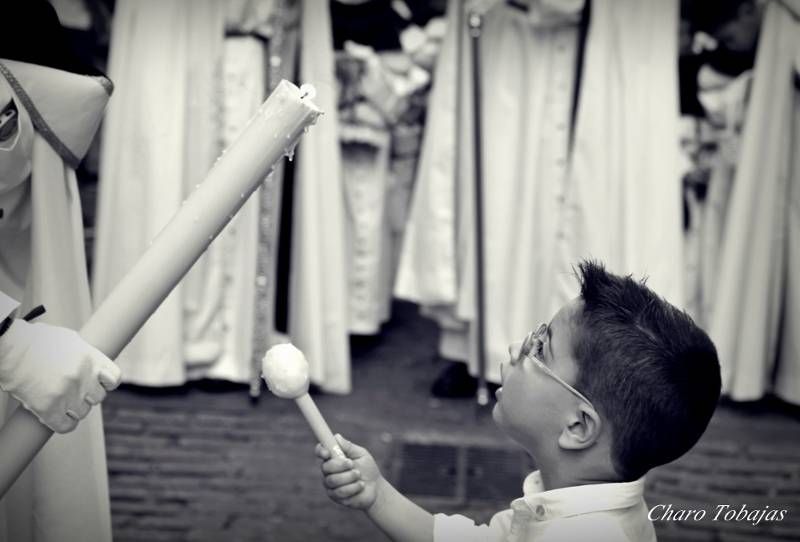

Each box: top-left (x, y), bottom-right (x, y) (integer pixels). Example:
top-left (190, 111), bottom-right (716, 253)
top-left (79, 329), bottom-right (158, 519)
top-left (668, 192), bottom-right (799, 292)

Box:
top-left (493, 299), bottom-right (586, 450)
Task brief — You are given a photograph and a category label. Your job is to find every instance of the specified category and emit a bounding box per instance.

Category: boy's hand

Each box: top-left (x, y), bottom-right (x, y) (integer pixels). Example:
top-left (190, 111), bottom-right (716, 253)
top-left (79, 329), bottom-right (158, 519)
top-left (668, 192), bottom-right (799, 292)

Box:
top-left (316, 434), bottom-right (383, 510)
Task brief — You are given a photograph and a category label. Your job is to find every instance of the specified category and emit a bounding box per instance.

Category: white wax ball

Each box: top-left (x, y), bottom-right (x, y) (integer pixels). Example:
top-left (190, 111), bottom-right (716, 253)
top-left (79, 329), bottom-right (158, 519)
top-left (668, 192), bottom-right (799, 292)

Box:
top-left (261, 343), bottom-right (310, 398)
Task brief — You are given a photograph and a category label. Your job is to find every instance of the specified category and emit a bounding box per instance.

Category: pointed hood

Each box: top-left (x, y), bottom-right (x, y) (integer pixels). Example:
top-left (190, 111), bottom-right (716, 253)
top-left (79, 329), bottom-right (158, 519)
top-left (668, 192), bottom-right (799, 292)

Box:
top-left (0, 59), bottom-right (112, 168)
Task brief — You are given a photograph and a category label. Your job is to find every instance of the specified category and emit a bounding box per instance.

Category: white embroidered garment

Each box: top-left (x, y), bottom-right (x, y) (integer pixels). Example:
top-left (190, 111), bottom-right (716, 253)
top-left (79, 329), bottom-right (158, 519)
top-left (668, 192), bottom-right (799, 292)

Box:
top-left (0, 59), bottom-right (113, 542)
top-left (93, 0), bottom-right (273, 386)
top-left (183, 36), bottom-right (264, 382)
top-left (341, 123), bottom-right (393, 334)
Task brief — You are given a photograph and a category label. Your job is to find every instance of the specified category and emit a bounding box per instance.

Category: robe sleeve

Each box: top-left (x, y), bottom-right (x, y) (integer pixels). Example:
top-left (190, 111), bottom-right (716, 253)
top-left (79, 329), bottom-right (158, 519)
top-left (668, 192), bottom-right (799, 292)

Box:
top-left (0, 291), bottom-right (19, 319)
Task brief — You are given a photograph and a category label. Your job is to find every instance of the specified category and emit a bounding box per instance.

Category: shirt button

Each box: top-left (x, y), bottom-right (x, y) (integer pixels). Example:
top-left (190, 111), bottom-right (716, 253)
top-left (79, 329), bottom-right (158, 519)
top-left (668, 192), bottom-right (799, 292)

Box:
top-left (535, 504), bottom-right (546, 519)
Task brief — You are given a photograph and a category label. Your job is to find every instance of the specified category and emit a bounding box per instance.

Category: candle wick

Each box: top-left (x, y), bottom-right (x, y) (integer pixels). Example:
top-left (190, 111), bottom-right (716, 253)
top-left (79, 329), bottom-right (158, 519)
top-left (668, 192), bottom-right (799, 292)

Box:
top-left (299, 84), bottom-right (316, 101)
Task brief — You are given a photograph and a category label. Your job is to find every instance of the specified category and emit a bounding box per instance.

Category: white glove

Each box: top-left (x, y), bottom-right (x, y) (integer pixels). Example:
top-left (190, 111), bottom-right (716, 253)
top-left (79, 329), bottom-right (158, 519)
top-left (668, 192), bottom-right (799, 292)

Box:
top-left (0, 319), bottom-right (122, 433)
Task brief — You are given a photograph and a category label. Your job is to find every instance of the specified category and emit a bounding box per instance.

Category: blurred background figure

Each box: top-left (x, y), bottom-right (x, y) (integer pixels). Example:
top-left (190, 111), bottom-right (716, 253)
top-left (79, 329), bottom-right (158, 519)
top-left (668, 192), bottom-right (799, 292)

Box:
top-left (680, 0), bottom-right (800, 404)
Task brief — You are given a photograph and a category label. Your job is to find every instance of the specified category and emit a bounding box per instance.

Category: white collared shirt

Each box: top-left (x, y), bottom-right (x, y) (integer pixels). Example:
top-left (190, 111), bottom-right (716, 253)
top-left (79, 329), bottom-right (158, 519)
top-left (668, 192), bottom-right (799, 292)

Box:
top-left (434, 471), bottom-right (656, 542)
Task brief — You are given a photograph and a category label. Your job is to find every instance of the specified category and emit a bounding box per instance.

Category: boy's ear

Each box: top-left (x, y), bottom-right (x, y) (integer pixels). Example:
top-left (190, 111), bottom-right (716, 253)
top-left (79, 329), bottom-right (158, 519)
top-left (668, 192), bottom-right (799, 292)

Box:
top-left (558, 404), bottom-right (602, 450)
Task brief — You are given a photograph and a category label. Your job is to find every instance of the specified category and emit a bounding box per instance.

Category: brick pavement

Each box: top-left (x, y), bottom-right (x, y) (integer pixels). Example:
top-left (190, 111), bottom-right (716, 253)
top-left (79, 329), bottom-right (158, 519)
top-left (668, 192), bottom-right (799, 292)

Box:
top-left (103, 302), bottom-right (800, 541)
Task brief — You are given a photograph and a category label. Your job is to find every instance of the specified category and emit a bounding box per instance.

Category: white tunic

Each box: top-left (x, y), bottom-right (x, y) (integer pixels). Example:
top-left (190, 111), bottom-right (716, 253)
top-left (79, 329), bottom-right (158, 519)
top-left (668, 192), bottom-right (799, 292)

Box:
top-left (93, 0), bottom-right (224, 385)
top-left (554, 0), bottom-right (684, 311)
top-left (94, 0), bottom-right (352, 393)
top-left (289, 0), bottom-right (351, 393)
top-left (708, 0), bottom-right (800, 404)
top-left (395, 0), bottom-right (581, 383)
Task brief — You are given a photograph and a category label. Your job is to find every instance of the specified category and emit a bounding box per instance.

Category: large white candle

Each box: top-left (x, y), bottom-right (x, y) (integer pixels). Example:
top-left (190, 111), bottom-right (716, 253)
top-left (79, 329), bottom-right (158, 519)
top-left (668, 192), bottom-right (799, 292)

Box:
top-left (0, 80), bottom-right (322, 496)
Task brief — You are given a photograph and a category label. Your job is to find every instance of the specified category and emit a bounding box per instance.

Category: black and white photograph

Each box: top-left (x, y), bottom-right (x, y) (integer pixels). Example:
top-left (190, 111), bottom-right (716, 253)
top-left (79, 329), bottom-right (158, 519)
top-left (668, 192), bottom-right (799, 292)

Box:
top-left (0, 0), bottom-right (798, 540)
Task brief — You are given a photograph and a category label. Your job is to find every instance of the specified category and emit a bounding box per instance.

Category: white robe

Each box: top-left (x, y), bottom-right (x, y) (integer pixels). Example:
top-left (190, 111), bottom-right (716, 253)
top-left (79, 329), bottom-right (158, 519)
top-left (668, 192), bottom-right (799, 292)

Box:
top-left (690, 69), bottom-right (751, 329)
top-left (94, 0), bottom-right (352, 393)
top-left (709, 0), bottom-right (800, 403)
top-left (290, 0), bottom-right (351, 393)
top-left (93, 1), bottom-right (271, 387)
top-left (93, 0), bottom-right (221, 386)
top-left (555, 0), bottom-right (684, 310)
top-left (395, 0), bottom-right (582, 383)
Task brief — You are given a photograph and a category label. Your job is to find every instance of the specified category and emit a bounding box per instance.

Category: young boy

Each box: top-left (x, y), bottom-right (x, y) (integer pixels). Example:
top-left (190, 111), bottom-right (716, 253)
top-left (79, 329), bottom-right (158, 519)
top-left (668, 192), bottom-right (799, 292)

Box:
top-left (316, 260), bottom-right (721, 541)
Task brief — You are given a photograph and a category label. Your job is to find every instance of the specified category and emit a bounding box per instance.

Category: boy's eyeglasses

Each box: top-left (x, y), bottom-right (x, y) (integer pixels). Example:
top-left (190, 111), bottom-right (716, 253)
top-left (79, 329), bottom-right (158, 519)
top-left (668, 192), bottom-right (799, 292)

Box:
top-left (516, 323), bottom-right (596, 410)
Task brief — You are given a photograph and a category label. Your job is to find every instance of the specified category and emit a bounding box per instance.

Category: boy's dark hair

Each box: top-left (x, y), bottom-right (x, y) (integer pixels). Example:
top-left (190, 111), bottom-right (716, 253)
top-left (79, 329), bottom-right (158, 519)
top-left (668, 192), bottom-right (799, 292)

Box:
top-left (572, 260), bottom-right (721, 480)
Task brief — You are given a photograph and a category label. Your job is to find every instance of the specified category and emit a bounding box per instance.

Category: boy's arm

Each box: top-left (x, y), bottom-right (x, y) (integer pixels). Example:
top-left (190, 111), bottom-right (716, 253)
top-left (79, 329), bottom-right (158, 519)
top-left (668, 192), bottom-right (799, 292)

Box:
top-left (317, 435), bottom-right (434, 542)
top-left (367, 477), bottom-right (434, 542)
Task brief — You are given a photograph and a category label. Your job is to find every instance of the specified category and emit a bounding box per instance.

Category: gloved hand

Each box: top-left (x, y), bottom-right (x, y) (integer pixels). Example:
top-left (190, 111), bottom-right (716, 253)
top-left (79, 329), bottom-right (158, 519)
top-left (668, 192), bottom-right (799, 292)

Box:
top-left (0, 319), bottom-right (121, 433)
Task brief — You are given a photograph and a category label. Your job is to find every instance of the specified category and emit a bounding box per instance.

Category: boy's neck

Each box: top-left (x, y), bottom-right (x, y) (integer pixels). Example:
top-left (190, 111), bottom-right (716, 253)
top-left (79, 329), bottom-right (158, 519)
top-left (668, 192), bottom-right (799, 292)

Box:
top-left (535, 454), bottom-right (622, 491)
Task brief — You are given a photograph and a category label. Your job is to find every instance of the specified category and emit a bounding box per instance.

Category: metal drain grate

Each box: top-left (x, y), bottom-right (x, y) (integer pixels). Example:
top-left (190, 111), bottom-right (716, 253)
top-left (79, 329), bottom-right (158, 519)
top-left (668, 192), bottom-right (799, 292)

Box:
top-left (393, 443), bottom-right (459, 499)
top-left (389, 440), bottom-right (534, 504)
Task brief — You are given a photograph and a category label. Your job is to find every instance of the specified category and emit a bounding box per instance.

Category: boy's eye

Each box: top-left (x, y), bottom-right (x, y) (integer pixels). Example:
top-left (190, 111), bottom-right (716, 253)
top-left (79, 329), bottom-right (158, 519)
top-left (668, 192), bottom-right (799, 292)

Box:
top-left (532, 338), bottom-right (544, 361)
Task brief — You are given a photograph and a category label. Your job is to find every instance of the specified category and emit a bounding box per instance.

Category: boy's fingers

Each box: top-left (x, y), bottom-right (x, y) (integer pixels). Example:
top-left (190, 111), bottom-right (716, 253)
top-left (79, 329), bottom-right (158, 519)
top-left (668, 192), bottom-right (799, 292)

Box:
top-left (342, 494), bottom-right (365, 508)
top-left (335, 434), bottom-right (367, 459)
top-left (321, 457), bottom-right (354, 475)
top-left (67, 399), bottom-right (91, 420)
top-left (328, 481), bottom-right (364, 500)
top-left (50, 412), bottom-right (79, 434)
top-left (324, 470), bottom-right (361, 489)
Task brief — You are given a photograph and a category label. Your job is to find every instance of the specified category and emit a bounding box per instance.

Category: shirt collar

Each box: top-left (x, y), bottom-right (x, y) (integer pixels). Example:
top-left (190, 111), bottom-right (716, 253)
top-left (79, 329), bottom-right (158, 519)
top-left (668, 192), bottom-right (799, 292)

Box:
top-left (512, 471), bottom-right (646, 521)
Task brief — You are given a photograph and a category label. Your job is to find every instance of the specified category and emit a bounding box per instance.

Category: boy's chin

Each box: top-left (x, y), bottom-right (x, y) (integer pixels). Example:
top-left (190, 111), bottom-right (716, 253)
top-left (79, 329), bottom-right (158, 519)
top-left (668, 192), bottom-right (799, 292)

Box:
top-left (491, 400), bottom-right (505, 427)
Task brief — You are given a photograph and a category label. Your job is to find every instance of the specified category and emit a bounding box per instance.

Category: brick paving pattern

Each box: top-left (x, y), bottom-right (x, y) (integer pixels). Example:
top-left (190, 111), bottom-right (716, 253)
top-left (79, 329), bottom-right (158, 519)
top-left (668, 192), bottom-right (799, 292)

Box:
top-left (103, 302), bottom-right (800, 541)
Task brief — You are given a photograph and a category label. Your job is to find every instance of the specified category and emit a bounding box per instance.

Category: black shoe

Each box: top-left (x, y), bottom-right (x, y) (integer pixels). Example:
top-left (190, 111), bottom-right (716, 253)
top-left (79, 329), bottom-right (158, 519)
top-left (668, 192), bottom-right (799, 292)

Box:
top-left (431, 362), bottom-right (477, 398)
